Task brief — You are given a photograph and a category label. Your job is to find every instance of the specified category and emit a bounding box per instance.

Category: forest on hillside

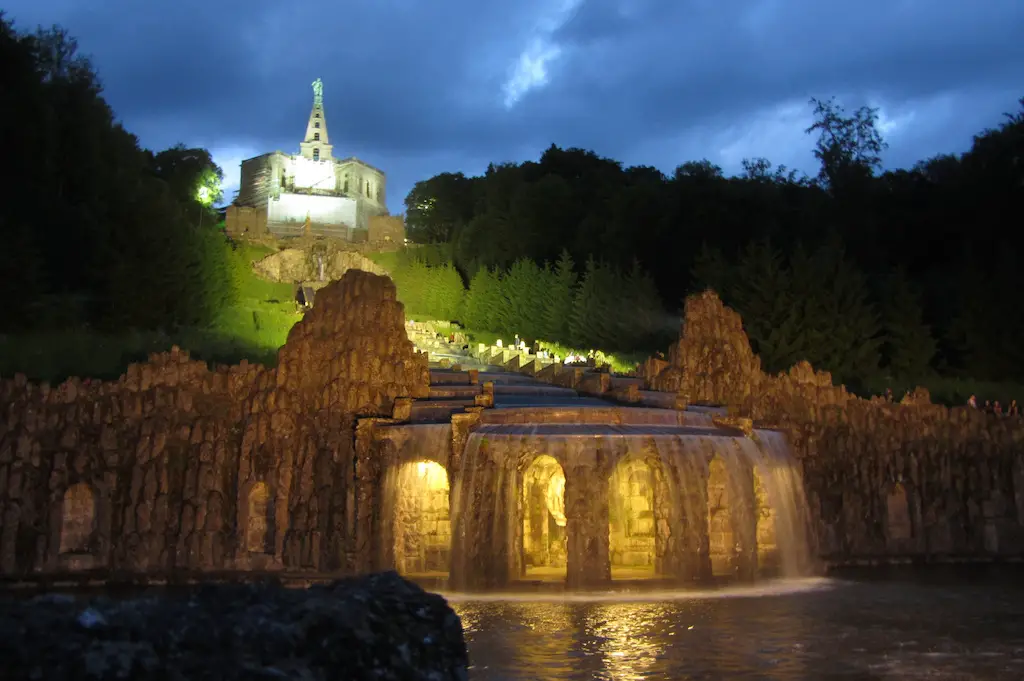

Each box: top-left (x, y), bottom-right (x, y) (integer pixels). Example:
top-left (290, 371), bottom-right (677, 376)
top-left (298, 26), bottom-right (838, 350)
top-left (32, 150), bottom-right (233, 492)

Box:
top-left (403, 96), bottom-right (1024, 389)
top-left (0, 16), bottom-right (236, 334)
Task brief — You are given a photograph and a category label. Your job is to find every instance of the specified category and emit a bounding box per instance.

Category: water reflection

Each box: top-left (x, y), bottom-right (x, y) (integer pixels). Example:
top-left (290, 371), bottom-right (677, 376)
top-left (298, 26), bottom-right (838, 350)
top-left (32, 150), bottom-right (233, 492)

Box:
top-left (589, 603), bottom-right (671, 680)
top-left (452, 576), bottom-right (1024, 680)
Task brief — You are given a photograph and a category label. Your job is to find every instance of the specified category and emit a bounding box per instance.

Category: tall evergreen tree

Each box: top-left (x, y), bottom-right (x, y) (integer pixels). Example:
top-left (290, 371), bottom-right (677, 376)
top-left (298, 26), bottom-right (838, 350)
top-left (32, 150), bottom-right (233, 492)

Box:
top-left (727, 239), bottom-right (805, 372)
top-left (879, 266), bottom-right (936, 380)
top-left (497, 258), bottom-right (544, 338)
top-left (569, 257), bottom-right (617, 350)
top-left (462, 267), bottom-right (502, 331)
top-left (539, 250), bottom-right (577, 344)
top-left (427, 263), bottom-right (465, 321)
top-left (789, 236), bottom-right (881, 384)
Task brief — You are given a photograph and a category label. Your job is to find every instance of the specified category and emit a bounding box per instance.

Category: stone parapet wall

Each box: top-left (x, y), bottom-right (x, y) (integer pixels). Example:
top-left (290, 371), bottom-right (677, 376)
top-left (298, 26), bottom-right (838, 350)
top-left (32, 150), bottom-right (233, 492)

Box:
top-left (0, 271), bottom-right (429, 577)
top-left (225, 204), bottom-right (269, 237)
top-left (644, 290), bottom-right (1024, 563)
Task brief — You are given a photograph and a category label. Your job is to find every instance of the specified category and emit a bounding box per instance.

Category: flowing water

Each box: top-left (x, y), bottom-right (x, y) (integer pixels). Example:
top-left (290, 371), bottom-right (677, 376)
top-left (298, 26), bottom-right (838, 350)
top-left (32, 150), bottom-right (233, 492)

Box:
top-left (448, 422), bottom-right (815, 588)
top-left (378, 376), bottom-right (1024, 678)
top-left (448, 570), bottom-right (1024, 680)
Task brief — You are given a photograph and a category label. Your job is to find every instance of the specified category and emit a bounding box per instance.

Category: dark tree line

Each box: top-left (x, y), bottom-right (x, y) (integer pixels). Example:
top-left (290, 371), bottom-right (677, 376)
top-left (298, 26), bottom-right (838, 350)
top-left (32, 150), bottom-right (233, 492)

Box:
top-left (0, 16), bottom-right (235, 333)
top-left (405, 96), bottom-right (1024, 385)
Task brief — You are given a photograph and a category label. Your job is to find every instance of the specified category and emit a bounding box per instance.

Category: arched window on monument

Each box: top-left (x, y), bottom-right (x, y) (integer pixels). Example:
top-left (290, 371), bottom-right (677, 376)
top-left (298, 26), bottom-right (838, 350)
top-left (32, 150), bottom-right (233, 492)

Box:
top-left (343, 177), bottom-right (349, 192)
top-left (314, 121), bottom-right (320, 128)
top-left (313, 148), bottom-right (320, 162)
top-left (366, 181), bottom-right (370, 196)
top-left (247, 482), bottom-right (271, 553)
top-left (313, 132), bottom-right (320, 141)
top-left (59, 482), bottom-right (96, 554)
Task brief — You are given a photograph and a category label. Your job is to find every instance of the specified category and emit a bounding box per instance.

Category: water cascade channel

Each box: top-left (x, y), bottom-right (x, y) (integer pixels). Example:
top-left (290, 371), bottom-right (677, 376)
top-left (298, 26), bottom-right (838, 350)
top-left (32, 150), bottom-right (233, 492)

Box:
top-left (367, 370), bottom-right (815, 591)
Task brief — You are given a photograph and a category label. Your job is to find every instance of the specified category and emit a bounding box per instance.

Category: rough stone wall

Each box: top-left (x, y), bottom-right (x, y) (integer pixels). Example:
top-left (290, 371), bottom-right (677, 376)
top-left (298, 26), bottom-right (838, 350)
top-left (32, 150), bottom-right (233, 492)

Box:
top-left (225, 204), bottom-right (269, 237)
top-left (647, 289), bottom-right (1024, 562)
top-left (252, 246), bottom-right (386, 284)
top-left (0, 270), bottom-right (429, 577)
top-left (368, 215), bottom-right (405, 247)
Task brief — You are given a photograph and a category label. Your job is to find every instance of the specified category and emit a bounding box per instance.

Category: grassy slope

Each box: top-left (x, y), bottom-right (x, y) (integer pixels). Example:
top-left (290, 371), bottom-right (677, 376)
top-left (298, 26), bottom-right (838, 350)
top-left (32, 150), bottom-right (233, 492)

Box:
top-left (0, 242), bottom-right (302, 383)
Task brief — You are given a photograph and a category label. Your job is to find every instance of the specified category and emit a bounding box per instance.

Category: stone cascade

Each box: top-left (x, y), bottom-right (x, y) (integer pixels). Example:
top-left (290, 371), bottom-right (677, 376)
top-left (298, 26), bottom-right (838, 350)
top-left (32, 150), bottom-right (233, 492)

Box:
top-left (358, 363), bottom-right (814, 591)
top-left (0, 270), bottom-right (428, 579)
top-left (4, 274), bottom-right (1023, 588)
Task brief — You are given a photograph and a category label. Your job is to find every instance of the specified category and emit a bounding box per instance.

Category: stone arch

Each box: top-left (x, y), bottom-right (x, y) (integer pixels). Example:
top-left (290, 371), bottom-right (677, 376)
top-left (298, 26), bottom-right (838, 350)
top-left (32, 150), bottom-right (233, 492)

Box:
top-left (391, 459), bottom-right (451, 576)
top-left (521, 454), bottom-right (567, 580)
top-left (608, 456), bottom-right (657, 578)
top-left (886, 482), bottom-right (912, 543)
top-left (59, 482), bottom-right (95, 554)
top-left (707, 455), bottom-right (736, 576)
top-left (246, 482), bottom-right (272, 553)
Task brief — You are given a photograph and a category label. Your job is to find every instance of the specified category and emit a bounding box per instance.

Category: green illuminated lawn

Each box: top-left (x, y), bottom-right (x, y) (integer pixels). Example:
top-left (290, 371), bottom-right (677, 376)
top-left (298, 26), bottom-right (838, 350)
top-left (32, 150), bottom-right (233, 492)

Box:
top-left (0, 242), bottom-right (303, 383)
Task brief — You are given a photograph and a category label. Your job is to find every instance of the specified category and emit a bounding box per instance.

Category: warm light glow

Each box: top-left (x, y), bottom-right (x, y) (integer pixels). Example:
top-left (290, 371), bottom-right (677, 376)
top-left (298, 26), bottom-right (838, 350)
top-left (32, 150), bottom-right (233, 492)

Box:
top-left (546, 472), bottom-right (566, 527)
top-left (522, 455), bottom-right (567, 577)
top-left (393, 460), bottom-right (450, 576)
top-left (590, 603), bottom-right (663, 677)
top-left (413, 460), bottom-right (449, 491)
top-left (608, 458), bottom-right (656, 576)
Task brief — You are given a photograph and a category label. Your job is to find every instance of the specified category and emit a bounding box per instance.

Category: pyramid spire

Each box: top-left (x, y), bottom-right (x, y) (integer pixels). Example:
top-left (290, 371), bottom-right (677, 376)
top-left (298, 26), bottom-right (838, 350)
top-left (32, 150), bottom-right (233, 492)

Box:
top-left (299, 77), bottom-right (333, 162)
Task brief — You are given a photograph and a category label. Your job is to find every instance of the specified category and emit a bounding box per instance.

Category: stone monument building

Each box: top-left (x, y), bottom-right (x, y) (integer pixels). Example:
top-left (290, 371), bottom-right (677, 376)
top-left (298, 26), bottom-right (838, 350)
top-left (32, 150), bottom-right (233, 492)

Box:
top-left (226, 78), bottom-right (398, 241)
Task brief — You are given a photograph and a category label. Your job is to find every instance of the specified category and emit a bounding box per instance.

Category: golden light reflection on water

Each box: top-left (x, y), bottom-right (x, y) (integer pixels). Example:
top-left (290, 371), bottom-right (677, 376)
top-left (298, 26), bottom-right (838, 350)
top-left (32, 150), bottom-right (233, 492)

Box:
top-left (588, 603), bottom-right (666, 680)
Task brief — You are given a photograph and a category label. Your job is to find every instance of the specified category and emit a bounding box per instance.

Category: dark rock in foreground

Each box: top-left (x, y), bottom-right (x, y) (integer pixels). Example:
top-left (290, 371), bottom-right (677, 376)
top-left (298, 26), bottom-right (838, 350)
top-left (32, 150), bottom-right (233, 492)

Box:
top-left (0, 571), bottom-right (468, 681)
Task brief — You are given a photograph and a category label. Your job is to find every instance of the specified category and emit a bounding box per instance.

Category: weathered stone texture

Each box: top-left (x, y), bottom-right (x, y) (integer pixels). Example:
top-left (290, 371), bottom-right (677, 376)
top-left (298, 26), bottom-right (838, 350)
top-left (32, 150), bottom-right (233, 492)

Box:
top-left (252, 245), bottom-right (387, 284)
top-left (646, 289), bottom-right (1024, 562)
top-left (0, 572), bottom-right (468, 680)
top-left (0, 270), bottom-right (429, 576)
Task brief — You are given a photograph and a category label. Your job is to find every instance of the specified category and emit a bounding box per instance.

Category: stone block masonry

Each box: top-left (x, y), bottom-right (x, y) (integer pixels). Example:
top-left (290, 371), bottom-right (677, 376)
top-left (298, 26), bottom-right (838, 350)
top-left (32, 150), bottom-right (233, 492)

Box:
top-left (0, 270), bottom-right (430, 577)
top-left (643, 290), bottom-right (1024, 564)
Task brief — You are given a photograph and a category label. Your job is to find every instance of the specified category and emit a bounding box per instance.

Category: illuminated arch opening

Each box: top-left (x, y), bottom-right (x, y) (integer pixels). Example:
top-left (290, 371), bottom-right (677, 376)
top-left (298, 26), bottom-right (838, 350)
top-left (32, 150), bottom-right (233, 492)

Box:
top-left (753, 468), bottom-right (779, 574)
top-left (707, 456), bottom-right (736, 576)
top-left (608, 458), bottom-right (657, 579)
top-left (522, 454), bottom-right (567, 580)
top-left (393, 460), bottom-right (451, 577)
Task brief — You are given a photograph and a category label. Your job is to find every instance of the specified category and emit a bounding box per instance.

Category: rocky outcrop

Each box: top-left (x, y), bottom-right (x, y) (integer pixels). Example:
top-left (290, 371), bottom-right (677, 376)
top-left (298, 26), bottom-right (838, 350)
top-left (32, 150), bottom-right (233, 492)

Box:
top-left (253, 246), bottom-right (386, 283)
top-left (0, 571), bottom-right (468, 680)
top-left (0, 270), bottom-right (429, 577)
top-left (645, 289), bottom-right (1024, 563)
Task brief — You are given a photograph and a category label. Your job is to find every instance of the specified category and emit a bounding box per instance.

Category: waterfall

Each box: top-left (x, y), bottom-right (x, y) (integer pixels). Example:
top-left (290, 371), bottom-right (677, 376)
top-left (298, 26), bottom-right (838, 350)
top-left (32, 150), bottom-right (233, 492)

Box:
top-left (447, 423), bottom-right (815, 590)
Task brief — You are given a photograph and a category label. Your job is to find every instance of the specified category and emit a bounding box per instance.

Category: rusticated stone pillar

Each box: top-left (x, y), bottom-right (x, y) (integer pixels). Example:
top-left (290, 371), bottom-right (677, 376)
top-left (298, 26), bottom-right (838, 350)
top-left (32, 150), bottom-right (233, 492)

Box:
top-left (655, 462), bottom-right (710, 584)
top-left (352, 418), bottom-right (382, 574)
top-left (730, 463), bottom-right (759, 582)
top-left (449, 454), bottom-right (511, 591)
top-left (565, 451), bottom-right (611, 589)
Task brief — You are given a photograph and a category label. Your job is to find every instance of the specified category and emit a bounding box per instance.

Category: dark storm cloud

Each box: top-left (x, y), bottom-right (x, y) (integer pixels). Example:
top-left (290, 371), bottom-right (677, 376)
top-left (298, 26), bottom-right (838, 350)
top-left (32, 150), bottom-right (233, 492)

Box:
top-left (5, 0), bottom-right (1023, 211)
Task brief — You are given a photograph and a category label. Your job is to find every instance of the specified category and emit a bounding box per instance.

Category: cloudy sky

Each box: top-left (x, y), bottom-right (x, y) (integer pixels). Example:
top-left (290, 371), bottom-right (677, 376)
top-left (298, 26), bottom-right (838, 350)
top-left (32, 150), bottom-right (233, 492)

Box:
top-left (5, 0), bottom-right (1023, 213)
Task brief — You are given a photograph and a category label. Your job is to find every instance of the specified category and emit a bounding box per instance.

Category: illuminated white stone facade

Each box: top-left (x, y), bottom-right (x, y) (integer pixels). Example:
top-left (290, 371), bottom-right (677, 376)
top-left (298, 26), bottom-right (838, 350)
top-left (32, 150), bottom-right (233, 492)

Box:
top-left (231, 79), bottom-right (389, 239)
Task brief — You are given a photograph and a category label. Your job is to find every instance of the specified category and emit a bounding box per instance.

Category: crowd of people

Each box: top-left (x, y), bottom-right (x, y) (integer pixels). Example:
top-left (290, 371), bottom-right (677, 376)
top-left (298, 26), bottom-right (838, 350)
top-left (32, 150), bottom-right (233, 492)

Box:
top-left (966, 394), bottom-right (1020, 416)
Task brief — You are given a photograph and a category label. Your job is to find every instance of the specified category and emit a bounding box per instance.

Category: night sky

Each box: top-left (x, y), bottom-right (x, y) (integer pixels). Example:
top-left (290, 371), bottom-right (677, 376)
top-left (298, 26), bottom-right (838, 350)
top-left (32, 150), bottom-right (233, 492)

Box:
top-left (4, 0), bottom-right (1023, 213)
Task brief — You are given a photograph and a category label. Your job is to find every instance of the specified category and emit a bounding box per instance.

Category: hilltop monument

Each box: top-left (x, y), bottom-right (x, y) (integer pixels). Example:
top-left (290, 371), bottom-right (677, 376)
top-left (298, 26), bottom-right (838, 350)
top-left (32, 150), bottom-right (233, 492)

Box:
top-left (226, 78), bottom-right (404, 245)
